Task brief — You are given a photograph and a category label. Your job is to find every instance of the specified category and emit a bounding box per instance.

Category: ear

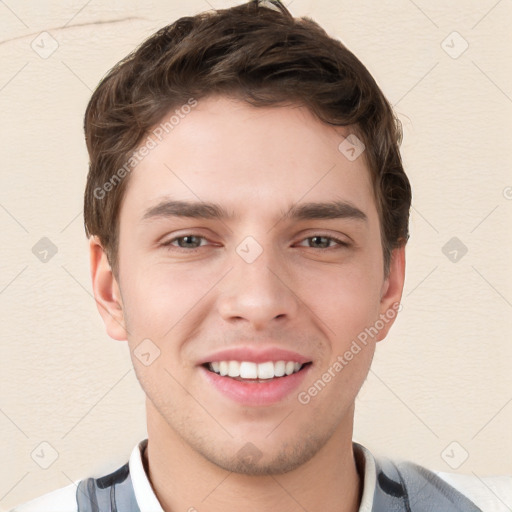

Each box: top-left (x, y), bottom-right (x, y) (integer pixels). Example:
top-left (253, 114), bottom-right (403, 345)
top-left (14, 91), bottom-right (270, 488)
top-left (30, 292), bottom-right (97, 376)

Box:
top-left (375, 246), bottom-right (406, 342)
top-left (89, 236), bottom-right (128, 341)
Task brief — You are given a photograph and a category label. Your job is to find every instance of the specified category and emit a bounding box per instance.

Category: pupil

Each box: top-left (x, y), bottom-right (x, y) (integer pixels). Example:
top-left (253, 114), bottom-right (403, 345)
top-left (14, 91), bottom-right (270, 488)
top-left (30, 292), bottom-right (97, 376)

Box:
top-left (313, 236), bottom-right (327, 248)
top-left (181, 236), bottom-right (197, 247)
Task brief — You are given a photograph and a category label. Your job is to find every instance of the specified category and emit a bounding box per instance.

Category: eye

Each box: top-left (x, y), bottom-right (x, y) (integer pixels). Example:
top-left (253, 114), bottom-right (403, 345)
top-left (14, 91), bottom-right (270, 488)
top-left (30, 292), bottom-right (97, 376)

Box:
top-left (162, 234), bottom-right (208, 250)
top-left (297, 235), bottom-right (349, 250)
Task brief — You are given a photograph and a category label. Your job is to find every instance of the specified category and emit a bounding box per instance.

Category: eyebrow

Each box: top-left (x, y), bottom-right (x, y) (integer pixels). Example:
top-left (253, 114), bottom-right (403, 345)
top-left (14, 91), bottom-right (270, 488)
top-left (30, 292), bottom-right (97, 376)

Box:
top-left (141, 199), bottom-right (367, 223)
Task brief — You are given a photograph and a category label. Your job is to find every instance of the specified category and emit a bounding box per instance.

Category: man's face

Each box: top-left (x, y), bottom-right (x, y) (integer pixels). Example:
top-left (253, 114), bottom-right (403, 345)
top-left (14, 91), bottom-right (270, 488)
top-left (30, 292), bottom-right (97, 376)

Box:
top-left (94, 96), bottom-right (404, 475)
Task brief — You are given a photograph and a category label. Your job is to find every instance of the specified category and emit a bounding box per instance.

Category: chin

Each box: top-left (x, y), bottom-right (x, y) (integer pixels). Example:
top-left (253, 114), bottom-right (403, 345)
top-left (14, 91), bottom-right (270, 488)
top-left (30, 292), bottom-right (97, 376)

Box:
top-left (198, 435), bottom-right (326, 476)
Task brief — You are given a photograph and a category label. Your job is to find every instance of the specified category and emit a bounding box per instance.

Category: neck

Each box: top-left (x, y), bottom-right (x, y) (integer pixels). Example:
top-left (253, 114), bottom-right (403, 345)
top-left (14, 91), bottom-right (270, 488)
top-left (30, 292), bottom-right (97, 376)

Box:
top-left (143, 400), bottom-right (362, 512)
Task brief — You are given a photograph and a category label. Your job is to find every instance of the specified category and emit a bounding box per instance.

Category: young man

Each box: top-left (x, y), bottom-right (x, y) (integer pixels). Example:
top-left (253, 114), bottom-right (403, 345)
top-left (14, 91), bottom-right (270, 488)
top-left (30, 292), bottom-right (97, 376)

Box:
top-left (11, 1), bottom-right (501, 510)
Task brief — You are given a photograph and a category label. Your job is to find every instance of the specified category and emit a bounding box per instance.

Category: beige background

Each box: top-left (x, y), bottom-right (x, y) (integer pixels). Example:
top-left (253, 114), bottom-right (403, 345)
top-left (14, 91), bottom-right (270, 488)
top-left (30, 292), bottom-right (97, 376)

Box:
top-left (1, 0), bottom-right (511, 509)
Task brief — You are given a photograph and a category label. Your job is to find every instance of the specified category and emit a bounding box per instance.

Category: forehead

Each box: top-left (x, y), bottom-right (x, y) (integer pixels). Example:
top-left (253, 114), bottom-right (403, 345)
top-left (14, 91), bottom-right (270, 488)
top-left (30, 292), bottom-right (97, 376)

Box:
top-left (120, 96), bottom-right (377, 225)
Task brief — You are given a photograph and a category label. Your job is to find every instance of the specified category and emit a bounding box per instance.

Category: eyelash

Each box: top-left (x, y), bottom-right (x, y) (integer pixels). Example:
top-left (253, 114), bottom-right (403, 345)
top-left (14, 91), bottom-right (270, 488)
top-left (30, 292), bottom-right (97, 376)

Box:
top-left (161, 234), bottom-right (349, 252)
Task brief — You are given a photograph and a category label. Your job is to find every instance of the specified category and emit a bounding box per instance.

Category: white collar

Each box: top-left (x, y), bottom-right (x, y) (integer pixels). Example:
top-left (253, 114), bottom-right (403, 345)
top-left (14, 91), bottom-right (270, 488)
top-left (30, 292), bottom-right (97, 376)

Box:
top-left (353, 442), bottom-right (377, 512)
top-left (129, 439), bottom-right (164, 511)
top-left (129, 438), bottom-right (376, 512)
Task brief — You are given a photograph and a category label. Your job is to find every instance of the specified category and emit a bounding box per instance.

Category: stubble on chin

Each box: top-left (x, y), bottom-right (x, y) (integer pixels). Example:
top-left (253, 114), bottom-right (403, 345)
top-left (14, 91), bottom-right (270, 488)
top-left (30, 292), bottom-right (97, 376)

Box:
top-left (193, 432), bottom-right (329, 476)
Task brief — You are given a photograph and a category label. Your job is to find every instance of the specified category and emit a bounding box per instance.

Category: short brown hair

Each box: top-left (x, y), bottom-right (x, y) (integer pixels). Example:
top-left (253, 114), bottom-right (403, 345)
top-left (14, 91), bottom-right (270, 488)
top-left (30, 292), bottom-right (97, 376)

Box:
top-left (83, 0), bottom-right (411, 277)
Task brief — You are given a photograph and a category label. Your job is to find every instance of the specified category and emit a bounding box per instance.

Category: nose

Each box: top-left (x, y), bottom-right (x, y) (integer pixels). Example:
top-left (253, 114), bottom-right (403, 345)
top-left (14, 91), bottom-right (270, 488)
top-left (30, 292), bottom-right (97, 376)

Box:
top-left (216, 242), bottom-right (300, 330)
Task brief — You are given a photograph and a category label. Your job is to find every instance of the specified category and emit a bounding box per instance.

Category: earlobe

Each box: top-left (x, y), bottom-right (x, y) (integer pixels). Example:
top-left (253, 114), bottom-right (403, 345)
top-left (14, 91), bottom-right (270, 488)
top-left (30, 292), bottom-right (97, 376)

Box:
top-left (376, 246), bottom-right (406, 342)
top-left (89, 236), bottom-right (128, 341)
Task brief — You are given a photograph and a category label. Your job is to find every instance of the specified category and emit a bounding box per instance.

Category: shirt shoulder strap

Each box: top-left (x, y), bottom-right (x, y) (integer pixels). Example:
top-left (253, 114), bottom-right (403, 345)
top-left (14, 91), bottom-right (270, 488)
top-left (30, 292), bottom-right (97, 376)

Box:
top-left (76, 462), bottom-right (141, 512)
top-left (372, 456), bottom-right (483, 512)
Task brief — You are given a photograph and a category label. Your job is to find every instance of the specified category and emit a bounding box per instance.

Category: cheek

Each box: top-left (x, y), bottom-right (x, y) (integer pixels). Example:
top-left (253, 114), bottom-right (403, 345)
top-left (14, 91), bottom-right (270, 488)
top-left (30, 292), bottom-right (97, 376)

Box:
top-left (298, 262), bottom-right (382, 337)
top-left (297, 335), bottom-right (375, 418)
top-left (121, 261), bottom-right (209, 338)
top-left (304, 262), bottom-right (381, 400)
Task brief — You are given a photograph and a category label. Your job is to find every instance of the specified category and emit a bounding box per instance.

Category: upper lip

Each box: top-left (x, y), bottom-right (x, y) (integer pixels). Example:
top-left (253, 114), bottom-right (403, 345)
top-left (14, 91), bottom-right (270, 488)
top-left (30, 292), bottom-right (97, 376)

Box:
top-left (198, 347), bottom-right (312, 365)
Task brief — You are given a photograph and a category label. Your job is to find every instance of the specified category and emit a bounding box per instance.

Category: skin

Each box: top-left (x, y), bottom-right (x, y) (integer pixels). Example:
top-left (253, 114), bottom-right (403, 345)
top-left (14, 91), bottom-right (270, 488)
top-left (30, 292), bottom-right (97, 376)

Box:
top-left (90, 95), bottom-right (405, 512)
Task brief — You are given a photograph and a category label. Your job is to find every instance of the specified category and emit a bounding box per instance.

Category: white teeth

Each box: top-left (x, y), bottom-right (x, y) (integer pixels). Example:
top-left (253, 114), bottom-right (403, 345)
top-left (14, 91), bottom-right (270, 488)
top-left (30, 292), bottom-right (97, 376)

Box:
top-left (219, 361), bottom-right (229, 376)
top-left (228, 360), bottom-right (240, 377)
top-left (257, 361), bottom-right (275, 380)
top-left (274, 360), bottom-right (286, 377)
top-left (240, 361), bottom-right (258, 379)
top-left (208, 360), bottom-right (305, 379)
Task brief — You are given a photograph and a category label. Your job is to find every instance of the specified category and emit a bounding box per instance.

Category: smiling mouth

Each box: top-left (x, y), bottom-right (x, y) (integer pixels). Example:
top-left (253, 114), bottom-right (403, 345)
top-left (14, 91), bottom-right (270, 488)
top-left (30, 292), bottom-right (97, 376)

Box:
top-left (204, 360), bottom-right (312, 382)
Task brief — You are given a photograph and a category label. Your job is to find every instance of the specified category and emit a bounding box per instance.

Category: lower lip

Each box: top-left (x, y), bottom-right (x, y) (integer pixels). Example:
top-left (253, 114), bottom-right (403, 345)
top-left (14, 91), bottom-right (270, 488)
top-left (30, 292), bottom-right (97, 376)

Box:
top-left (200, 365), bottom-right (311, 406)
